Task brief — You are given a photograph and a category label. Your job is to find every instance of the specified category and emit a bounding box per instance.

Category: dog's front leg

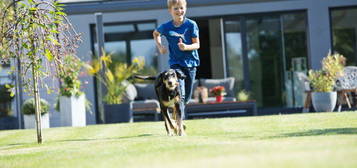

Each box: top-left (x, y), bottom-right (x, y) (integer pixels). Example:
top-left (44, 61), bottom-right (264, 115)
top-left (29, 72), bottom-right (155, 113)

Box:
top-left (162, 107), bottom-right (174, 136)
top-left (171, 108), bottom-right (179, 135)
top-left (175, 103), bottom-right (186, 136)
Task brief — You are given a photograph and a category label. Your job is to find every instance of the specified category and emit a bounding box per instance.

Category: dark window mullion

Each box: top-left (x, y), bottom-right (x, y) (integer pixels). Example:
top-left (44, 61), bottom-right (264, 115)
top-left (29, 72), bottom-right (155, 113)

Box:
top-left (126, 40), bottom-right (131, 64)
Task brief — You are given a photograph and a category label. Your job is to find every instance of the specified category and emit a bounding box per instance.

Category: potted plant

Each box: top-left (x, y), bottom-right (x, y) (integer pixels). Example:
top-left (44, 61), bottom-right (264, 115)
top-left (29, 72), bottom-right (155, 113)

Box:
top-left (85, 52), bottom-right (144, 123)
top-left (237, 90), bottom-right (250, 102)
top-left (22, 98), bottom-right (50, 129)
top-left (209, 86), bottom-right (226, 103)
top-left (58, 55), bottom-right (86, 127)
top-left (308, 53), bottom-right (345, 112)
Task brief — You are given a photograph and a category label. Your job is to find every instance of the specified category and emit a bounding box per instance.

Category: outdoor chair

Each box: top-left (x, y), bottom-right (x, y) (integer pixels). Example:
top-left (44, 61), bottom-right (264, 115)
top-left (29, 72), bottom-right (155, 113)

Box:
top-left (335, 66), bottom-right (357, 111)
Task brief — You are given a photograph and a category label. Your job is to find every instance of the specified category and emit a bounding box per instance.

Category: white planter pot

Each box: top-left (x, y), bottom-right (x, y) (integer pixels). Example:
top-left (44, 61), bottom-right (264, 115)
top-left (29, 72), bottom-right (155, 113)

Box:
top-left (60, 94), bottom-right (86, 127)
top-left (311, 91), bottom-right (337, 112)
top-left (23, 113), bottom-right (49, 129)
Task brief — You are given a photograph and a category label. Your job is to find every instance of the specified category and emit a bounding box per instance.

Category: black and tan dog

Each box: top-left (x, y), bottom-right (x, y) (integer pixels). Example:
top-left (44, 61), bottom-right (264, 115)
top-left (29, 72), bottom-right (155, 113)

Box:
top-left (135, 69), bottom-right (186, 136)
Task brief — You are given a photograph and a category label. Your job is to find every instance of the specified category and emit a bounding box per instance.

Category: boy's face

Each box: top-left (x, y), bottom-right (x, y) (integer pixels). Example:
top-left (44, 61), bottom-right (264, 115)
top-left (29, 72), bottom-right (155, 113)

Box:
top-left (169, 3), bottom-right (186, 21)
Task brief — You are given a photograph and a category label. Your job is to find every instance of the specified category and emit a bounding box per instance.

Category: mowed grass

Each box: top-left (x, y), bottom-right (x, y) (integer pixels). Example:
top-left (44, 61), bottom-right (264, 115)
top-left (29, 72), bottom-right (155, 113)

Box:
top-left (0, 112), bottom-right (356, 168)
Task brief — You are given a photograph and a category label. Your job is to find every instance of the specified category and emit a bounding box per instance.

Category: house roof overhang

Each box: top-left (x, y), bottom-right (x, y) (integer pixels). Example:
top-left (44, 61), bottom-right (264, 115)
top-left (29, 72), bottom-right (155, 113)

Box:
top-left (60, 0), bottom-right (289, 14)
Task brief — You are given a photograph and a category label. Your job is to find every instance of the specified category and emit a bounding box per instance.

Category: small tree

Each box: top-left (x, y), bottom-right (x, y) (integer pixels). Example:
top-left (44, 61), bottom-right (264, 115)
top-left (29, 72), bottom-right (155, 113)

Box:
top-left (0, 0), bottom-right (81, 144)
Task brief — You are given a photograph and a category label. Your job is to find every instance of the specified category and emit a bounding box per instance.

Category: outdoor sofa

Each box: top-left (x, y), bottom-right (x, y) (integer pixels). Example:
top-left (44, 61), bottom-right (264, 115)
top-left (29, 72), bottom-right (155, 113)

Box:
top-left (123, 77), bottom-right (236, 121)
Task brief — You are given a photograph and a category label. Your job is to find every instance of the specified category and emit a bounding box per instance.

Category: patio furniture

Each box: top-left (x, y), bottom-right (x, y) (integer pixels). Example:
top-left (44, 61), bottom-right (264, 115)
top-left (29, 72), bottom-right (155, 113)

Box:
top-left (335, 66), bottom-right (357, 111)
top-left (298, 66), bottom-right (357, 112)
top-left (190, 77), bottom-right (237, 103)
top-left (125, 77), bottom-right (237, 121)
top-left (186, 101), bottom-right (257, 119)
top-left (131, 100), bottom-right (160, 122)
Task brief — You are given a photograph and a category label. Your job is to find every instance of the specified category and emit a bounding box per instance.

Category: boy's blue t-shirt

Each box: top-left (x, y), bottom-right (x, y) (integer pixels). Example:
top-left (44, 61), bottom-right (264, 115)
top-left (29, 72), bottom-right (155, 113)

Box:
top-left (157, 18), bottom-right (200, 68)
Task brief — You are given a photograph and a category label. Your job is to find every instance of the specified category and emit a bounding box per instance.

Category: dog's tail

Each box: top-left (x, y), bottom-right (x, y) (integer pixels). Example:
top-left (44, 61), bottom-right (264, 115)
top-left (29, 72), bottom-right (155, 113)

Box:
top-left (134, 75), bottom-right (156, 80)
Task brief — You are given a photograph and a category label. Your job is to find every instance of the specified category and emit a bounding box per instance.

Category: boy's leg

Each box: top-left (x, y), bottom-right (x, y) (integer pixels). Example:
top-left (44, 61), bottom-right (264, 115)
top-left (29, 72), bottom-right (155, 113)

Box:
top-left (170, 65), bottom-right (186, 119)
top-left (182, 67), bottom-right (196, 120)
top-left (183, 67), bottom-right (197, 104)
top-left (171, 65), bottom-right (197, 120)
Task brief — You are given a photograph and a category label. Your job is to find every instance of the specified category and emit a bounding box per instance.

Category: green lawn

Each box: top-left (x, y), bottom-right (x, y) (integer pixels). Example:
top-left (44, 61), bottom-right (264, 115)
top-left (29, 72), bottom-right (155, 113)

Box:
top-left (0, 112), bottom-right (356, 168)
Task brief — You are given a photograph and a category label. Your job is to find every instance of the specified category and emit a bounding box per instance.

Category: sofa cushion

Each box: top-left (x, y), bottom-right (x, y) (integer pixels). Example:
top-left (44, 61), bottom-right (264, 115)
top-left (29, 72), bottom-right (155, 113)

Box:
top-left (134, 83), bottom-right (158, 100)
top-left (200, 77), bottom-right (235, 97)
top-left (132, 100), bottom-right (160, 110)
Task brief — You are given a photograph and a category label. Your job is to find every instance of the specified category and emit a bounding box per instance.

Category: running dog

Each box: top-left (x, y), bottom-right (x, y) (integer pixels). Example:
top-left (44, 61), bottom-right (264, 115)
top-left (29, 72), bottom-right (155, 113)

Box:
top-left (135, 69), bottom-right (186, 136)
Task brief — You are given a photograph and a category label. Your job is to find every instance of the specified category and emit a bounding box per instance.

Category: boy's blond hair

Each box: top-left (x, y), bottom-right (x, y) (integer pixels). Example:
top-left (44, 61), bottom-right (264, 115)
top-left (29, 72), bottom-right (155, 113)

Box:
top-left (167, 0), bottom-right (187, 9)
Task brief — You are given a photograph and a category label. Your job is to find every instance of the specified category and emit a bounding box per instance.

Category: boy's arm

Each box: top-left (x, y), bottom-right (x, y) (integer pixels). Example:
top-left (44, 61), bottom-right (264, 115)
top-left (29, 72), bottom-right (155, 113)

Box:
top-left (178, 37), bottom-right (200, 51)
top-left (153, 30), bottom-right (167, 54)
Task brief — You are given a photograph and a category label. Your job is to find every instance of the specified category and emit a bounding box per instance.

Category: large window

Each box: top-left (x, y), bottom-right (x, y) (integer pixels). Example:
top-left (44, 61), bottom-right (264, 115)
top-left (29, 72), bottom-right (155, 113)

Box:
top-left (0, 64), bottom-right (17, 129)
top-left (224, 12), bottom-right (308, 108)
top-left (91, 21), bottom-right (158, 75)
top-left (90, 21), bottom-right (158, 121)
top-left (331, 8), bottom-right (357, 66)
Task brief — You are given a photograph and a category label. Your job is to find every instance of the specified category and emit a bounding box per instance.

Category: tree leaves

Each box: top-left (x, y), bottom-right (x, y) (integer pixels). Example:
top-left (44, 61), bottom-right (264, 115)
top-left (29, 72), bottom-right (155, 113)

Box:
top-left (44, 49), bottom-right (53, 61)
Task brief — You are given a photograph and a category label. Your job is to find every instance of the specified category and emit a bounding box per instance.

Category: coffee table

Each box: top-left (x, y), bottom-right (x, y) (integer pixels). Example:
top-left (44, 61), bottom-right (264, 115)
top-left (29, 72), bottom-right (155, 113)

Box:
top-left (186, 101), bottom-right (257, 119)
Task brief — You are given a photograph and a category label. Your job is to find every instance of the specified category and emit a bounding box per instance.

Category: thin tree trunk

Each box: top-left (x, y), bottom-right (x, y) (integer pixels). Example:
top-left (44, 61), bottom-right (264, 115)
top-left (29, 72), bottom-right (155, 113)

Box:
top-left (32, 63), bottom-right (42, 144)
top-left (29, 13), bottom-right (42, 144)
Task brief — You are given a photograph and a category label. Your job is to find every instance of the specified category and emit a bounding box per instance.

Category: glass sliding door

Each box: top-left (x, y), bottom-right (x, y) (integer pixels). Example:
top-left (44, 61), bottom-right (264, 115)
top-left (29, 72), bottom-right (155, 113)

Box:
top-left (246, 15), bottom-right (284, 107)
top-left (224, 12), bottom-right (308, 108)
top-left (331, 8), bottom-right (357, 66)
top-left (282, 13), bottom-right (308, 107)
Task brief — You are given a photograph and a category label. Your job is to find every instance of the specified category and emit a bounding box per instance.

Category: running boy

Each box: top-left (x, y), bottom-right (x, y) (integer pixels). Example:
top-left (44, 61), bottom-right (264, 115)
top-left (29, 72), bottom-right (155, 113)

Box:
top-left (153, 0), bottom-right (200, 119)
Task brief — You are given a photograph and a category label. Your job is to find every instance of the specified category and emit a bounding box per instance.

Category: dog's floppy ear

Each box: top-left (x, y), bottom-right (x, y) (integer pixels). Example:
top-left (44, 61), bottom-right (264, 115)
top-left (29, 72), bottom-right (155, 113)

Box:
top-left (155, 71), bottom-right (165, 88)
top-left (175, 69), bottom-right (186, 79)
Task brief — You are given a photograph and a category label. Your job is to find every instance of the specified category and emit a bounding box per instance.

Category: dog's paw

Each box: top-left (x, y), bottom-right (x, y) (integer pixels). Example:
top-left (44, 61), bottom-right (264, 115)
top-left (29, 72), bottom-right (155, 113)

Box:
top-left (178, 130), bottom-right (186, 136)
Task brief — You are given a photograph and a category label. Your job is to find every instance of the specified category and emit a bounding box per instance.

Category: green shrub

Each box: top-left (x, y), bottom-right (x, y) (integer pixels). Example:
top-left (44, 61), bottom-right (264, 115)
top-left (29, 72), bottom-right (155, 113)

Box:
top-left (58, 55), bottom-right (84, 97)
top-left (22, 98), bottom-right (49, 115)
top-left (308, 53), bottom-right (346, 92)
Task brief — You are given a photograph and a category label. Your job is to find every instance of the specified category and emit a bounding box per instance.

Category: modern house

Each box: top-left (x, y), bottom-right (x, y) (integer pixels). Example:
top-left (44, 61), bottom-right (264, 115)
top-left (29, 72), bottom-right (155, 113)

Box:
top-left (1, 0), bottom-right (357, 129)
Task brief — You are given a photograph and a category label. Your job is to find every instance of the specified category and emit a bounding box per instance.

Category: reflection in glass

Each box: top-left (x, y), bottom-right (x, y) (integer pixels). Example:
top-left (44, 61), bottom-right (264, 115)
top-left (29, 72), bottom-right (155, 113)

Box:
top-left (282, 13), bottom-right (308, 107)
top-left (246, 16), bottom-right (283, 107)
top-left (105, 41), bottom-right (127, 63)
top-left (223, 12), bottom-right (308, 108)
top-left (224, 20), bottom-right (244, 94)
top-left (138, 23), bottom-right (156, 31)
top-left (331, 8), bottom-right (357, 66)
top-left (104, 24), bottom-right (135, 34)
top-left (131, 39), bottom-right (158, 75)
top-left (92, 21), bottom-right (158, 75)
top-left (0, 67), bottom-right (17, 129)
top-left (94, 42), bottom-right (127, 63)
